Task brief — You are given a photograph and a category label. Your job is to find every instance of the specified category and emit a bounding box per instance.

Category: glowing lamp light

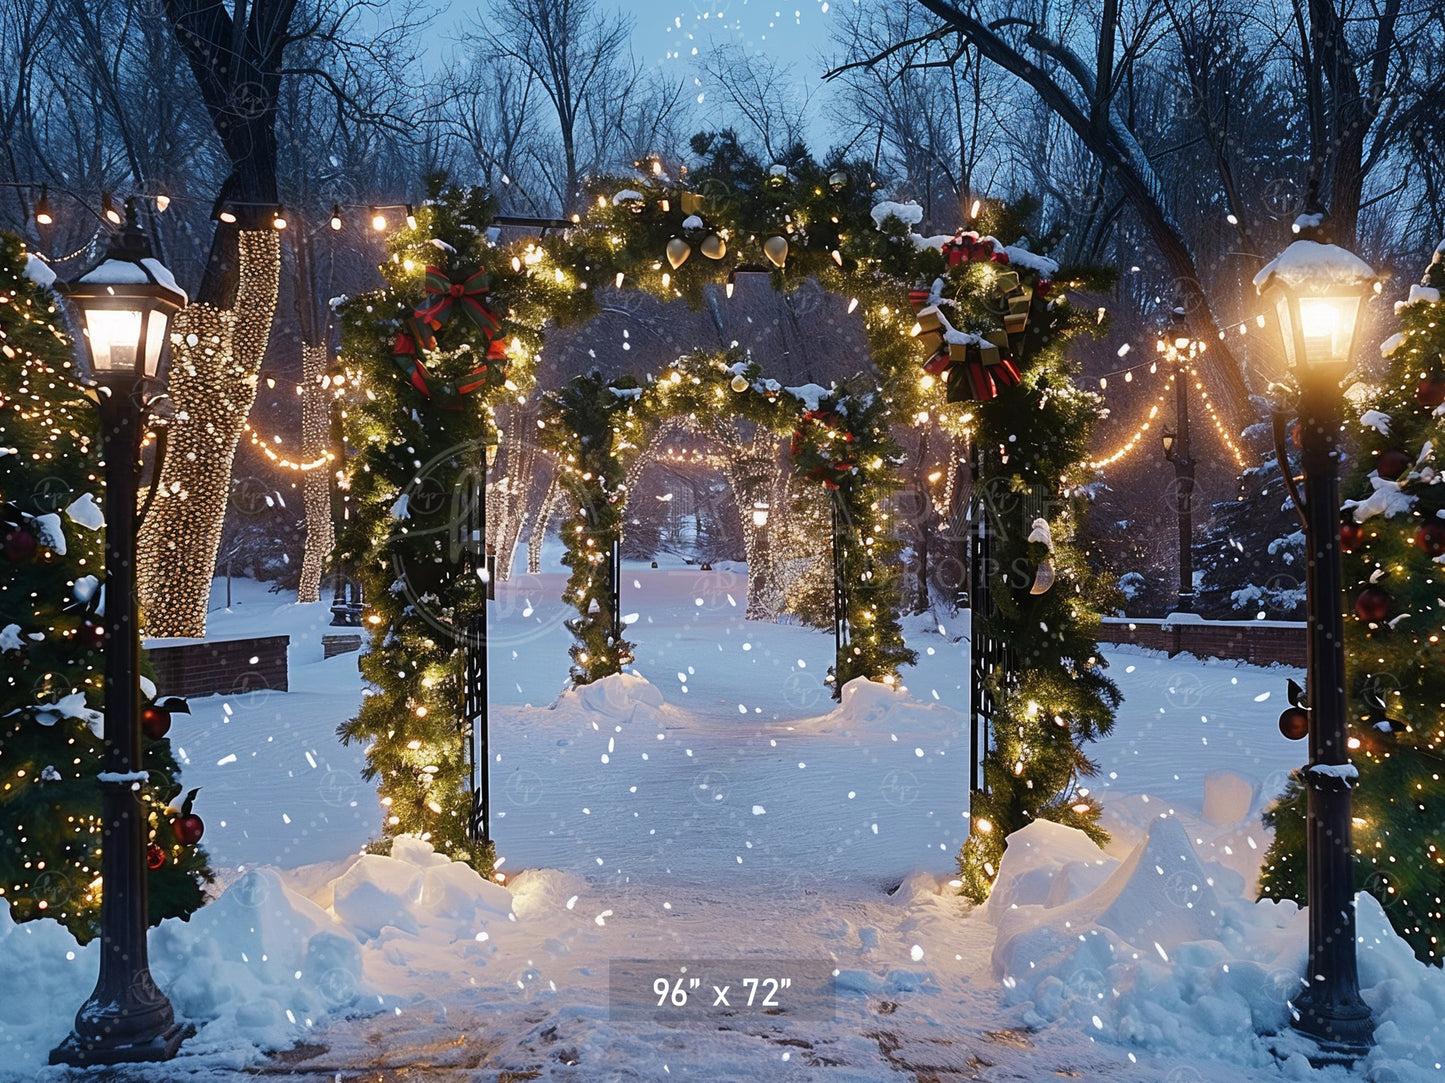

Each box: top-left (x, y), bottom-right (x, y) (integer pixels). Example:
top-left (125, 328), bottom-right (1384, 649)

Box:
top-left (101, 191), bottom-right (123, 225)
top-left (1254, 223), bottom-right (1376, 372)
top-left (751, 501), bottom-right (770, 528)
top-left (34, 186), bottom-right (54, 226)
top-left (59, 198), bottom-right (187, 382)
top-left (329, 205), bottom-right (343, 231)
top-left (405, 203), bottom-right (417, 230)
top-left (370, 208), bottom-right (387, 232)
top-left (271, 207), bottom-right (287, 230)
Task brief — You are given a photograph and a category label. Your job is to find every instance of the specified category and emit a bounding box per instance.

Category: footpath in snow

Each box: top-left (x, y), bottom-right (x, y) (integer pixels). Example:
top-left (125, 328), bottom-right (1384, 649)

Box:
top-left (2, 564), bottom-right (1441, 1081)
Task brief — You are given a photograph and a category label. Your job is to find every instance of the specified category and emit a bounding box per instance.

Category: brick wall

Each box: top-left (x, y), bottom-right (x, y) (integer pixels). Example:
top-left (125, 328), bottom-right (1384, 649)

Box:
top-left (1097, 617), bottom-right (1306, 668)
top-left (143, 635), bottom-right (290, 698)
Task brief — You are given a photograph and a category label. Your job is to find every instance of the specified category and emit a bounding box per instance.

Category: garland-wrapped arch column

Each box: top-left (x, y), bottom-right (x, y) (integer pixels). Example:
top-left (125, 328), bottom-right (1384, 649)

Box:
top-left (539, 350), bottom-right (914, 695)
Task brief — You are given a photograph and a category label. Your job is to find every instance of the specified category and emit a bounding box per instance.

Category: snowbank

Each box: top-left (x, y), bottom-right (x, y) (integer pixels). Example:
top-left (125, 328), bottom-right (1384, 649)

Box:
top-left (988, 815), bottom-right (1445, 1080)
top-left (550, 671), bottom-right (670, 725)
top-left (0, 838), bottom-right (518, 1072)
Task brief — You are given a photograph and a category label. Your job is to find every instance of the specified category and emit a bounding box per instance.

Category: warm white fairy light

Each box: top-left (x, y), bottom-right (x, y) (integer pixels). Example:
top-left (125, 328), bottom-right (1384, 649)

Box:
top-left (1088, 371), bottom-right (1176, 469)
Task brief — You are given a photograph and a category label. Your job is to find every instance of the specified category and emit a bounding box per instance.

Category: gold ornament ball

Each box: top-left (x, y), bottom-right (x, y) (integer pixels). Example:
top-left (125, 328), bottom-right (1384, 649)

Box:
top-left (762, 234), bottom-right (789, 268)
top-left (665, 237), bottom-right (691, 269)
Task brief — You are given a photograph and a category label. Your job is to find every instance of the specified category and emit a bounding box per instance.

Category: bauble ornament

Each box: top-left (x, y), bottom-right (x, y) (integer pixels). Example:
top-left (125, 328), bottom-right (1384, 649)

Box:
top-left (1339, 517), bottom-right (1365, 553)
top-left (699, 233), bottom-right (726, 260)
top-left (1415, 373), bottom-right (1445, 410)
top-left (665, 237), bottom-right (691, 269)
top-left (141, 705), bottom-right (172, 740)
top-left (146, 843), bottom-right (166, 870)
top-left (1375, 449), bottom-right (1411, 480)
top-left (1415, 522), bottom-right (1445, 557)
top-left (171, 787), bottom-right (204, 845)
top-left (1277, 706), bottom-right (1310, 741)
top-left (762, 234), bottom-right (789, 268)
top-left (3, 528), bottom-right (37, 562)
top-left (1354, 586), bottom-right (1390, 623)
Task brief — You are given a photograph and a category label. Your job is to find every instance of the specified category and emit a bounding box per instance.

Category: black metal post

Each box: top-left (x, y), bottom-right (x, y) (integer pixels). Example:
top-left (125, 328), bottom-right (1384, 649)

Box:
top-left (609, 537), bottom-right (622, 650)
top-left (1292, 371), bottom-right (1372, 1053)
top-left (1172, 354), bottom-right (1196, 611)
top-left (462, 464), bottom-right (490, 848)
top-left (831, 500), bottom-right (850, 693)
top-left (52, 378), bottom-right (186, 1066)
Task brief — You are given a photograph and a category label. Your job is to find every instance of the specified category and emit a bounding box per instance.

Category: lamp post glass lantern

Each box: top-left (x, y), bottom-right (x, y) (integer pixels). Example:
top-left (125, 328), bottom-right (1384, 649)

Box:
top-left (1255, 217), bottom-right (1377, 1056)
top-left (49, 198), bottom-right (190, 1066)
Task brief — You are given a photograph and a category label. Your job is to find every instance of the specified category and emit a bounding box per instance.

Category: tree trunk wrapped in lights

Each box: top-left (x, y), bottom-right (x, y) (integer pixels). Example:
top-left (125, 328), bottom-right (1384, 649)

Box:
top-left (297, 343), bottom-right (335, 604)
top-left (137, 231), bottom-right (280, 636)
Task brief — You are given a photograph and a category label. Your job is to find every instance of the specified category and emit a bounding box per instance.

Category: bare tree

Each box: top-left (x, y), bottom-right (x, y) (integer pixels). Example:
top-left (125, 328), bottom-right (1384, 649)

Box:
top-left (484, 0), bottom-right (633, 214)
top-left (697, 43), bottom-right (812, 163)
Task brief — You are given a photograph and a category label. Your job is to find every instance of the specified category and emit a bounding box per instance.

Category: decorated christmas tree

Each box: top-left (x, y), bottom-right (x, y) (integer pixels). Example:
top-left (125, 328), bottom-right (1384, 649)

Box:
top-left (1259, 241), bottom-right (1445, 965)
top-left (0, 232), bottom-right (210, 940)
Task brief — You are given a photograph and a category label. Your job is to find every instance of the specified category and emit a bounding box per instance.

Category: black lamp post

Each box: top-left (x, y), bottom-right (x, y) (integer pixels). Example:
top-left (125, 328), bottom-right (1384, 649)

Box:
top-left (50, 199), bottom-right (189, 1065)
top-left (1160, 307), bottom-right (1196, 612)
top-left (1256, 215), bottom-right (1378, 1056)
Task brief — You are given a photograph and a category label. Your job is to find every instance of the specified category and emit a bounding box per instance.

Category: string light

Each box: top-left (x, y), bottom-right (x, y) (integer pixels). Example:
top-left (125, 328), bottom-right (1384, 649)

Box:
top-left (240, 420), bottom-right (334, 471)
top-left (1188, 364), bottom-right (1249, 469)
top-left (1088, 372), bottom-right (1176, 469)
top-left (138, 230), bottom-right (282, 637)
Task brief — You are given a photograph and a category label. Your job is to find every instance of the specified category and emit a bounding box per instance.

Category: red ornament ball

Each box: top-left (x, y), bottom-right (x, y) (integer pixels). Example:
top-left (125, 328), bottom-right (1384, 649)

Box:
top-left (146, 843), bottom-right (166, 870)
top-left (76, 621), bottom-right (104, 650)
top-left (1278, 706), bottom-right (1310, 741)
top-left (1375, 449), bottom-right (1411, 479)
top-left (140, 705), bottom-right (171, 740)
top-left (172, 813), bottom-right (204, 846)
top-left (2, 528), bottom-right (38, 562)
top-left (1416, 522), bottom-right (1445, 557)
top-left (1416, 373), bottom-right (1445, 410)
top-left (1340, 519), bottom-right (1365, 553)
top-left (1354, 586), bottom-right (1391, 623)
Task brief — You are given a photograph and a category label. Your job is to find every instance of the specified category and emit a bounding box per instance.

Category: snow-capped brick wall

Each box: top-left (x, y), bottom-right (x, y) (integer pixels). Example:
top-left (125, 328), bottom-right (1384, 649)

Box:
top-left (144, 635), bottom-right (290, 698)
top-left (1096, 617), bottom-right (1305, 667)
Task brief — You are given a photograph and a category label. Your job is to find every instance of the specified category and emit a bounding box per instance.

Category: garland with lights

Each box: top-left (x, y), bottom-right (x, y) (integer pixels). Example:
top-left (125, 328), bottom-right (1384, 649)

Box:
top-left (900, 205), bottom-right (1124, 904)
top-left (340, 152), bottom-right (1119, 891)
top-left (0, 232), bottom-right (211, 941)
top-left (538, 350), bottom-right (912, 689)
top-left (1259, 242), bottom-right (1445, 965)
top-left (333, 185), bottom-right (531, 874)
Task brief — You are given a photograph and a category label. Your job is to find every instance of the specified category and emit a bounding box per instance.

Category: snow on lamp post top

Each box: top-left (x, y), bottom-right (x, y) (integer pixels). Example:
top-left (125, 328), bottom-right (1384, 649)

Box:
top-left (59, 196), bottom-right (187, 383)
top-left (1254, 213), bottom-right (1378, 373)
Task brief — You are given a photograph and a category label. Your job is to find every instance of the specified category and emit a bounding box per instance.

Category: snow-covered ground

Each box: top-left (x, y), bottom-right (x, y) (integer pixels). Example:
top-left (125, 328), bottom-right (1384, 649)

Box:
top-left (3, 558), bottom-right (1442, 1082)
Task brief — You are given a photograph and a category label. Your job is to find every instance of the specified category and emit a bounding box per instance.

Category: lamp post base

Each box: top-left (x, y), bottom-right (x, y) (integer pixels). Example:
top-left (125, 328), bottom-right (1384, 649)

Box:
top-left (1291, 990), bottom-right (1374, 1060)
top-left (50, 1020), bottom-right (192, 1067)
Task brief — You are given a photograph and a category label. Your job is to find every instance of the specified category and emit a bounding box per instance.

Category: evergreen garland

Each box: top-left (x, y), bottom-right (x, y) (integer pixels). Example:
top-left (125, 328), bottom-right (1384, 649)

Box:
top-left (0, 232), bottom-right (210, 940)
top-left (538, 349), bottom-right (914, 692)
top-left (1259, 241), bottom-right (1445, 965)
top-left (937, 222), bottom-right (1124, 903)
top-left (334, 187), bottom-right (518, 873)
top-left (340, 147), bottom-right (1118, 897)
